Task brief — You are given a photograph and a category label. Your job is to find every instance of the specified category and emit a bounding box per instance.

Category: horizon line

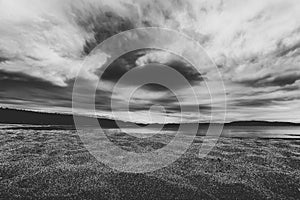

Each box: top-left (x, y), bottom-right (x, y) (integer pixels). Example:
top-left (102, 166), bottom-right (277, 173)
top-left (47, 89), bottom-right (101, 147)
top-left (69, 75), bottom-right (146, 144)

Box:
top-left (1, 106), bottom-right (300, 125)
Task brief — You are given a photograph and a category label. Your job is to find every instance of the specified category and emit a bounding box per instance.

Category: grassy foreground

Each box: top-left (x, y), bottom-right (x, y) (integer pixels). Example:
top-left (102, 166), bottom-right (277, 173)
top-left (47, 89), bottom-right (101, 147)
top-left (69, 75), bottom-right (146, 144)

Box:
top-left (0, 128), bottom-right (299, 199)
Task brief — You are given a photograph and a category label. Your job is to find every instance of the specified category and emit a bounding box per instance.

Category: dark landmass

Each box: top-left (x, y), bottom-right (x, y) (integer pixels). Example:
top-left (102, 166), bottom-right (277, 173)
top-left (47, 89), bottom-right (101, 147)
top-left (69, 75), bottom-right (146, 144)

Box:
top-left (226, 120), bottom-right (300, 126)
top-left (0, 107), bottom-right (133, 128)
top-left (0, 107), bottom-right (299, 128)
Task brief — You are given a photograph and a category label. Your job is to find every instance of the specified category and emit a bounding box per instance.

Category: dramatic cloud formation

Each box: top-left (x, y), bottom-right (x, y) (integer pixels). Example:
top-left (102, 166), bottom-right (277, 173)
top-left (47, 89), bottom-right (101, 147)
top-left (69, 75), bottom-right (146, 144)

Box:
top-left (0, 0), bottom-right (299, 123)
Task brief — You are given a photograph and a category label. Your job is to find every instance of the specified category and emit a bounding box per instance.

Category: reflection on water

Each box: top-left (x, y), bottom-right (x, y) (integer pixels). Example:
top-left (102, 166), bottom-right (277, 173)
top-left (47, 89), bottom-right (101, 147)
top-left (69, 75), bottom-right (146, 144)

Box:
top-left (114, 126), bottom-right (300, 139)
top-left (220, 126), bottom-right (300, 139)
top-left (1, 124), bottom-right (300, 139)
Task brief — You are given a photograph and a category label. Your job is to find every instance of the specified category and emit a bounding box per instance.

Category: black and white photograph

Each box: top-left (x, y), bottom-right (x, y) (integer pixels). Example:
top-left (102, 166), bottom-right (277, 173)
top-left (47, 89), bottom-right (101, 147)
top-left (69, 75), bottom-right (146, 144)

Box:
top-left (0, 0), bottom-right (300, 199)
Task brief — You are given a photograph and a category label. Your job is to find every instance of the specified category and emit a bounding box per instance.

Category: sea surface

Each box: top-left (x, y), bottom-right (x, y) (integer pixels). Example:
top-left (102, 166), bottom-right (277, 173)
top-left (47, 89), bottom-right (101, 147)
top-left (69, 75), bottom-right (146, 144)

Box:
top-left (0, 124), bottom-right (299, 199)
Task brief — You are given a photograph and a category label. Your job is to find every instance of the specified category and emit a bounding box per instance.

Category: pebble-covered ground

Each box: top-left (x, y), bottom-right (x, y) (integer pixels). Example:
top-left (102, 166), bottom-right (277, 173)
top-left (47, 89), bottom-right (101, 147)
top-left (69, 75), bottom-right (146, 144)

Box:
top-left (0, 127), bottom-right (299, 200)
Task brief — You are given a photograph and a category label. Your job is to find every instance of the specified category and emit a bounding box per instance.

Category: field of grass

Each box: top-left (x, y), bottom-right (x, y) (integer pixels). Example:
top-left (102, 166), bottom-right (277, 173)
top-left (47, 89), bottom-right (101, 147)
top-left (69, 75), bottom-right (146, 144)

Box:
top-left (0, 127), bottom-right (300, 199)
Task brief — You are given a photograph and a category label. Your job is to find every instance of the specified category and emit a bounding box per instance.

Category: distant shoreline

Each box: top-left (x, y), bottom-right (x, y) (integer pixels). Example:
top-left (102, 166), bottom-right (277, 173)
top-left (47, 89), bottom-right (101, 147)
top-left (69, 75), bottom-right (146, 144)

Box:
top-left (1, 107), bottom-right (299, 127)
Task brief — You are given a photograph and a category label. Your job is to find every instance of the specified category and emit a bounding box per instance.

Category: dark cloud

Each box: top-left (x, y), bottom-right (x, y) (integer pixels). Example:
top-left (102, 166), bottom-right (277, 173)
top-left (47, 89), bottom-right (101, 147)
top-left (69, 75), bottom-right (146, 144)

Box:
top-left (0, 70), bottom-right (63, 91)
top-left (268, 73), bottom-right (300, 87)
top-left (100, 49), bottom-right (204, 91)
top-left (141, 83), bottom-right (172, 92)
top-left (0, 70), bottom-right (72, 108)
top-left (110, 63), bottom-right (195, 90)
top-left (0, 57), bottom-right (9, 63)
top-left (73, 7), bottom-right (136, 55)
top-left (0, 70), bottom-right (113, 111)
top-left (278, 84), bottom-right (300, 92)
top-left (232, 95), bottom-right (300, 108)
top-left (276, 41), bottom-right (300, 57)
top-left (235, 72), bottom-right (300, 88)
top-left (164, 59), bottom-right (205, 83)
top-left (100, 50), bottom-right (146, 82)
top-left (232, 99), bottom-right (276, 107)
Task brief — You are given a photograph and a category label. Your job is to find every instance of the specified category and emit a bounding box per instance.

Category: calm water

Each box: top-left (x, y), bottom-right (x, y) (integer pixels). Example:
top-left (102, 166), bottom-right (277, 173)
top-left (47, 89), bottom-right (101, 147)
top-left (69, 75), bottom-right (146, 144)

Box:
top-left (111, 125), bottom-right (300, 139)
top-left (1, 124), bottom-right (300, 139)
top-left (220, 126), bottom-right (300, 139)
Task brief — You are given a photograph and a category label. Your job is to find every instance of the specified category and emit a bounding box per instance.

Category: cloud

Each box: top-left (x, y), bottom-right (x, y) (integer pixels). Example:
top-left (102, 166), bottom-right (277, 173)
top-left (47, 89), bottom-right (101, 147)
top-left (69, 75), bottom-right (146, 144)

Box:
top-left (100, 49), bottom-right (204, 91)
top-left (233, 67), bottom-right (300, 88)
top-left (135, 50), bottom-right (205, 84)
top-left (1, 0), bottom-right (300, 122)
top-left (0, 0), bottom-right (136, 86)
top-left (0, 70), bottom-right (73, 111)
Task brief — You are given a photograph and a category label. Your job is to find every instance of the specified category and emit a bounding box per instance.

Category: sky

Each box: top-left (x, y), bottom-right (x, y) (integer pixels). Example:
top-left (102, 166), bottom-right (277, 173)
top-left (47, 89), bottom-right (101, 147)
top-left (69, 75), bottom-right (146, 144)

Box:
top-left (0, 0), bottom-right (300, 123)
